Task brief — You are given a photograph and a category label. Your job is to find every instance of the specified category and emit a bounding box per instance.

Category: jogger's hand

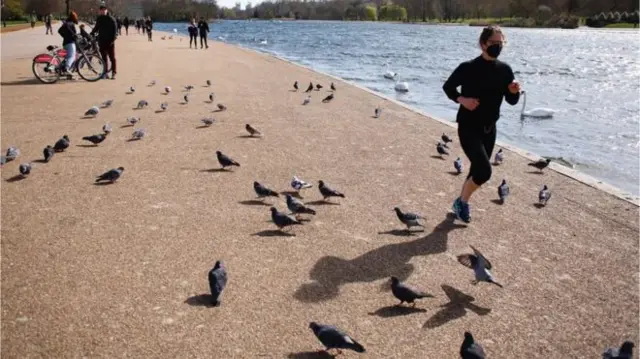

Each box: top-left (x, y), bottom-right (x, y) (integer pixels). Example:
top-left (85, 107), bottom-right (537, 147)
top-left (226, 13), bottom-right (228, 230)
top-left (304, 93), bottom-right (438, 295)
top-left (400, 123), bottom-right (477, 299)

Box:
top-left (458, 97), bottom-right (480, 111)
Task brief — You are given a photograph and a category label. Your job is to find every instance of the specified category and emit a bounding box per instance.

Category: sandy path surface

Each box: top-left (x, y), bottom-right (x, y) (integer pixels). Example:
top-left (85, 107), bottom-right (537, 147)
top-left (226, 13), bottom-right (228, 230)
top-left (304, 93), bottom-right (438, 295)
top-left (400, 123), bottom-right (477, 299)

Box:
top-left (1, 27), bottom-right (638, 358)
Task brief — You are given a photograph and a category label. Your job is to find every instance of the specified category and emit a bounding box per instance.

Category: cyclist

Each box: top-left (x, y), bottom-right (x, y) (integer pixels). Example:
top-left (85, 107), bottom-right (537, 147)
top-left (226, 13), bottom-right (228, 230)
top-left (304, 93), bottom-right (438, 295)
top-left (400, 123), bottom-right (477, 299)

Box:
top-left (57, 11), bottom-right (79, 77)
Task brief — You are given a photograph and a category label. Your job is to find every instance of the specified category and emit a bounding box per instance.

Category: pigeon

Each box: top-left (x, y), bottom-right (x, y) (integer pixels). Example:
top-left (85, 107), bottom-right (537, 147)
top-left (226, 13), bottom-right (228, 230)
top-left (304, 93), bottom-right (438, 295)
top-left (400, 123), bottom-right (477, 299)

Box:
top-left (245, 124), bottom-right (261, 137)
top-left (206, 80), bottom-right (211, 87)
top-left (184, 85), bottom-right (194, 91)
top-left (137, 100), bottom-right (148, 109)
top-left (390, 276), bottom-right (434, 306)
top-left (393, 207), bottom-right (424, 231)
top-left (84, 106), bottom-right (100, 117)
top-left (318, 180), bottom-right (345, 201)
top-left (0, 156), bottom-right (5, 166)
top-left (95, 167), bottom-right (124, 183)
top-left (305, 82), bottom-right (313, 93)
top-left (270, 206), bottom-right (302, 230)
top-left (457, 245), bottom-right (503, 288)
top-left (454, 157), bottom-right (463, 174)
top-left (291, 176), bottom-right (312, 192)
top-left (102, 99), bottom-right (114, 108)
top-left (529, 158), bottom-right (551, 172)
top-left (127, 117), bottom-right (140, 126)
top-left (131, 128), bottom-right (146, 140)
top-left (494, 148), bottom-right (504, 165)
top-left (216, 151), bottom-right (240, 169)
top-left (160, 102), bottom-right (168, 111)
top-left (460, 331), bottom-right (486, 359)
top-left (209, 93), bottom-right (215, 102)
top-left (5, 147), bottom-right (19, 161)
top-left (316, 84), bottom-right (323, 91)
top-left (442, 133), bottom-right (453, 145)
top-left (497, 179), bottom-right (509, 204)
top-left (183, 94), bottom-right (189, 103)
top-left (286, 194), bottom-right (317, 217)
top-left (148, 80), bottom-right (156, 86)
top-left (603, 340), bottom-right (634, 359)
top-left (309, 322), bottom-right (365, 354)
top-left (254, 181), bottom-right (279, 199)
top-left (128, 86), bottom-right (135, 93)
top-left (208, 260), bottom-right (227, 307)
top-left (322, 93), bottom-right (334, 103)
top-left (437, 142), bottom-right (449, 157)
top-left (538, 185), bottom-right (551, 206)
top-left (374, 106), bottom-right (381, 118)
top-left (53, 135), bottom-right (70, 152)
top-left (302, 96), bottom-right (311, 105)
top-left (19, 163), bottom-right (32, 176)
top-left (102, 123), bottom-right (113, 134)
top-left (217, 104), bottom-right (227, 111)
top-left (330, 82), bottom-right (336, 91)
top-left (164, 86), bottom-right (171, 94)
top-left (82, 133), bottom-right (107, 146)
top-left (43, 145), bottom-right (54, 162)
top-left (201, 118), bottom-right (215, 126)
top-left (293, 81), bottom-right (298, 91)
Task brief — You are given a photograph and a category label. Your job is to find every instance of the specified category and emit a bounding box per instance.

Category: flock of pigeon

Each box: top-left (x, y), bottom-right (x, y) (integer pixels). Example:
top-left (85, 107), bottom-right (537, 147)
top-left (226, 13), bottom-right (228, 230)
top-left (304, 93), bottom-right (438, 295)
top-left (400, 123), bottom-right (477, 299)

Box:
top-left (0, 77), bottom-right (633, 359)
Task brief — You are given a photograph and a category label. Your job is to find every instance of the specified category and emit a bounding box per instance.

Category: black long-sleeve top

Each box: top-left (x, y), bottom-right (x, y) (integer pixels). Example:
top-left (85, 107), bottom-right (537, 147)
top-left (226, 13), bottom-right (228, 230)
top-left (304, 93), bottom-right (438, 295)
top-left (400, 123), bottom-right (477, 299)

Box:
top-left (197, 20), bottom-right (210, 35)
top-left (443, 56), bottom-right (519, 128)
top-left (91, 14), bottom-right (117, 43)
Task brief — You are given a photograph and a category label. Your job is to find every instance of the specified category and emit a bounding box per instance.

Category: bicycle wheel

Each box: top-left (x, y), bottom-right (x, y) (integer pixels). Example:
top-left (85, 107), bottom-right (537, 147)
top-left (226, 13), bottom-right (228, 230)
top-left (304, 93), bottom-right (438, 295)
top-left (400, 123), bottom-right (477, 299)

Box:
top-left (76, 54), bottom-right (105, 82)
top-left (32, 54), bottom-right (60, 84)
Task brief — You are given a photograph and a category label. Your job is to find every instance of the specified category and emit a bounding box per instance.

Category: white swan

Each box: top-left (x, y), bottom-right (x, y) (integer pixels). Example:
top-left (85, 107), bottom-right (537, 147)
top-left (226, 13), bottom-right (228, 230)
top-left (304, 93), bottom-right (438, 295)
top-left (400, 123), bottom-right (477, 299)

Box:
top-left (383, 63), bottom-right (398, 80)
top-left (395, 81), bottom-right (409, 93)
top-left (173, 28), bottom-right (178, 33)
top-left (521, 91), bottom-right (555, 119)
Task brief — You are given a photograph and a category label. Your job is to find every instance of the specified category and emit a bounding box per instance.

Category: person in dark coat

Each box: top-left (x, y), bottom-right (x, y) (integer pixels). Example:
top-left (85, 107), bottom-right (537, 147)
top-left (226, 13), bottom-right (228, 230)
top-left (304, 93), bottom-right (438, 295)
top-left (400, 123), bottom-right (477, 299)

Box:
top-left (197, 17), bottom-right (210, 49)
top-left (45, 13), bottom-right (53, 35)
top-left (57, 11), bottom-right (78, 75)
top-left (90, 5), bottom-right (118, 79)
top-left (123, 16), bottom-right (129, 35)
top-left (188, 19), bottom-right (198, 49)
top-left (116, 16), bottom-right (122, 36)
top-left (145, 16), bottom-right (153, 41)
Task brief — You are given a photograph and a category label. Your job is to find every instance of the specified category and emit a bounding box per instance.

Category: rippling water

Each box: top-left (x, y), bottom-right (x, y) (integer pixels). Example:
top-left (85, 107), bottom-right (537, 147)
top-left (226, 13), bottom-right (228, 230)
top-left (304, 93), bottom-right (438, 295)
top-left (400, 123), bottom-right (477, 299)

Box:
top-left (157, 21), bottom-right (640, 195)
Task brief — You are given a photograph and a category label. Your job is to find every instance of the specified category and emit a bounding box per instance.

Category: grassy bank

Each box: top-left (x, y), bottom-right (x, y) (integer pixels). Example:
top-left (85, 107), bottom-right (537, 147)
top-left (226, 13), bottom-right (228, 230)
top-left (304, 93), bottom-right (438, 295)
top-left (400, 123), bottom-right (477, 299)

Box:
top-left (0, 21), bottom-right (44, 34)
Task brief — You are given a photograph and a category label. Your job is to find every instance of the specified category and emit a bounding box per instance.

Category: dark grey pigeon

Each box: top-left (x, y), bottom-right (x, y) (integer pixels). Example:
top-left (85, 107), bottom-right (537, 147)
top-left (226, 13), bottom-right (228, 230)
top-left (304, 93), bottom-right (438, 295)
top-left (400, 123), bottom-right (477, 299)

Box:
top-left (528, 158), bottom-right (551, 172)
top-left (393, 207), bottom-right (424, 230)
top-left (84, 106), bottom-right (100, 117)
top-left (183, 93), bottom-right (189, 103)
top-left (603, 340), bottom-right (634, 359)
top-left (442, 133), bottom-right (453, 145)
top-left (457, 245), bottom-right (503, 288)
top-left (539, 185), bottom-right (551, 206)
top-left (316, 83), bottom-right (323, 91)
top-left (293, 81), bottom-right (298, 91)
top-left (43, 145), bottom-right (54, 162)
top-left (390, 276), bottom-right (433, 306)
top-left (330, 82), bottom-right (336, 91)
top-left (102, 99), bottom-right (114, 108)
top-left (201, 118), bottom-right (215, 126)
top-left (270, 207), bottom-right (302, 230)
top-left (454, 157), bottom-right (463, 174)
top-left (82, 133), bottom-right (107, 146)
top-left (208, 260), bottom-right (227, 307)
top-left (19, 163), bottom-right (32, 176)
top-left (309, 322), bottom-right (365, 354)
top-left (318, 180), bottom-right (345, 201)
top-left (95, 167), bottom-right (124, 183)
top-left (217, 104), bottom-right (227, 111)
top-left (53, 135), bottom-right (70, 152)
top-left (5, 147), bottom-right (19, 161)
top-left (254, 181), bottom-right (279, 199)
top-left (322, 93), bottom-right (334, 103)
top-left (137, 100), bottom-right (148, 109)
top-left (245, 124), bottom-right (261, 137)
top-left (305, 82), bottom-right (313, 93)
top-left (437, 142), bottom-right (449, 157)
top-left (460, 331), bottom-right (485, 359)
top-left (216, 151), bottom-right (240, 169)
top-left (498, 179), bottom-right (509, 204)
top-left (286, 194), bottom-right (316, 217)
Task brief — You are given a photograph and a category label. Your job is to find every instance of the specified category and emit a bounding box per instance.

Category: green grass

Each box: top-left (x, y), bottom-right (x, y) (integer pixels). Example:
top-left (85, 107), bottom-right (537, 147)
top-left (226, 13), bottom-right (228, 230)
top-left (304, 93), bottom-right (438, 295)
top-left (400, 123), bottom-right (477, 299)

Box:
top-left (2, 20), bottom-right (30, 26)
top-left (604, 22), bottom-right (638, 28)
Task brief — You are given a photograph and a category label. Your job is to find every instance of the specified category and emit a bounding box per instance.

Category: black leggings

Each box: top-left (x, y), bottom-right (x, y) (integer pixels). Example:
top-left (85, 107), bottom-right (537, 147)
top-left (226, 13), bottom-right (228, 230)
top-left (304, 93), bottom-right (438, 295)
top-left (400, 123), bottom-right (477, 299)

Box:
top-left (190, 34), bottom-right (197, 47)
top-left (200, 33), bottom-right (208, 48)
top-left (458, 124), bottom-right (496, 186)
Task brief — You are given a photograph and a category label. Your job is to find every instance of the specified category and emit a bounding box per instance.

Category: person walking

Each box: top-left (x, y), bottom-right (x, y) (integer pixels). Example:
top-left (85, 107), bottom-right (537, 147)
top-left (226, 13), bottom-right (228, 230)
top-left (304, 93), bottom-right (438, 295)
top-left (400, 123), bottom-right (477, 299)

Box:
top-left (197, 17), bottom-right (210, 49)
top-left (57, 11), bottom-right (78, 77)
top-left (141, 18), bottom-right (146, 35)
top-left (91, 5), bottom-right (118, 79)
top-left (116, 16), bottom-right (122, 36)
top-left (30, 12), bottom-right (36, 28)
top-left (145, 16), bottom-right (153, 42)
top-left (45, 13), bottom-right (53, 34)
top-left (135, 18), bottom-right (140, 34)
top-left (188, 19), bottom-right (198, 49)
top-left (123, 16), bottom-right (129, 35)
top-left (442, 25), bottom-right (520, 223)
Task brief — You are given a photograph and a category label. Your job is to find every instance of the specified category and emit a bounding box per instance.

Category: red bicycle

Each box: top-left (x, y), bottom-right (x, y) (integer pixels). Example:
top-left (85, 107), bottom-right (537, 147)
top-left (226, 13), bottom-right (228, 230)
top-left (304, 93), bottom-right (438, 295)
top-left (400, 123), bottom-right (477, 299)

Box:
top-left (32, 41), bottom-right (105, 84)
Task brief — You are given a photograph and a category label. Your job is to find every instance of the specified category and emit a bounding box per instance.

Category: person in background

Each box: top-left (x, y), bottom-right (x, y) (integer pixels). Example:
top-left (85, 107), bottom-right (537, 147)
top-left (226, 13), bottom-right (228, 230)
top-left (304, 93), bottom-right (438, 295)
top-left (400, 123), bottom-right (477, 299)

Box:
top-left (30, 12), bottom-right (36, 28)
top-left (442, 25), bottom-right (520, 224)
top-left (197, 17), bottom-right (210, 49)
top-left (57, 11), bottom-right (78, 76)
top-left (91, 5), bottom-right (118, 79)
top-left (188, 19), bottom-right (198, 49)
top-left (116, 16), bottom-right (122, 36)
top-left (135, 18), bottom-right (140, 34)
top-left (145, 16), bottom-right (153, 42)
top-left (141, 18), bottom-right (146, 35)
top-left (45, 13), bottom-right (53, 35)
top-left (123, 16), bottom-right (129, 35)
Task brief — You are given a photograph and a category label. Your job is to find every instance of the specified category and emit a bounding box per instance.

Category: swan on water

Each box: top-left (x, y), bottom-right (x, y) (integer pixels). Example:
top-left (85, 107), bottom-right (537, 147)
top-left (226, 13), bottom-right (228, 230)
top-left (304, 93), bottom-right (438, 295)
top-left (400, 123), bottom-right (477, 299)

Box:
top-left (383, 63), bottom-right (398, 80)
top-left (395, 81), bottom-right (409, 93)
top-left (520, 91), bottom-right (555, 119)
top-left (173, 28), bottom-right (178, 33)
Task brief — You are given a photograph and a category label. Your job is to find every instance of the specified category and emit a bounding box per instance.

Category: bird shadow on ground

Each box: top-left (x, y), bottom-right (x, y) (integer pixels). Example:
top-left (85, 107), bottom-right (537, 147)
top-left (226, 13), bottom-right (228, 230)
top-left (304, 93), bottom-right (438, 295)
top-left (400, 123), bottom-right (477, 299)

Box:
top-left (132, 107), bottom-right (143, 110)
top-left (378, 229), bottom-right (422, 237)
top-left (252, 229), bottom-right (296, 237)
top-left (161, 92), bottom-right (169, 95)
top-left (238, 200), bottom-right (270, 206)
top-left (294, 214), bottom-right (466, 303)
top-left (1, 78), bottom-right (43, 86)
top-left (120, 124), bottom-right (134, 128)
top-left (93, 181), bottom-right (114, 186)
top-left (369, 305), bottom-right (427, 318)
top-left (533, 203), bottom-right (546, 209)
top-left (184, 294), bottom-right (216, 307)
top-left (180, 102), bottom-right (188, 105)
top-left (154, 110), bottom-right (166, 114)
top-left (447, 171), bottom-right (462, 176)
top-left (5, 175), bottom-right (26, 183)
top-left (125, 91), bottom-right (134, 95)
top-left (491, 163), bottom-right (501, 167)
top-left (200, 168), bottom-right (229, 173)
top-left (212, 109), bottom-right (225, 113)
top-left (126, 138), bottom-right (141, 142)
top-left (287, 351), bottom-right (334, 359)
top-left (195, 125), bottom-right (211, 129)
top-left (288, 89), bottom-right (298, 92)
top-left (423, 284), bottom-right (491, 329)
top-left (80, 115), bottom-right (95, 120)
top-left (76, 144), bottom-right (97, 148)
top-left (306, 200), bottom-right (340, 206)
top-left (32, 159), bottom-right (48, 164)
top-left (236, 135), bottom-right (260, 139)
top-left (526, 171), bottom-right (544, 175)
top-left (430, 155), bottom-right (446, 160)
top-left (490, 199), bottom-right (504, 205)
top-left (281, 191), bottom-right (303, 199)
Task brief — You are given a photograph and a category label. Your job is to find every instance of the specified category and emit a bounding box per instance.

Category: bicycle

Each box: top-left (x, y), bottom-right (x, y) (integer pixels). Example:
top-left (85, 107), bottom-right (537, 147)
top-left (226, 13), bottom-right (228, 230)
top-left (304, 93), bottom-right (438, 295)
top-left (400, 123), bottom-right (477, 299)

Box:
top-left (32, 39), bottom-right (105, 84)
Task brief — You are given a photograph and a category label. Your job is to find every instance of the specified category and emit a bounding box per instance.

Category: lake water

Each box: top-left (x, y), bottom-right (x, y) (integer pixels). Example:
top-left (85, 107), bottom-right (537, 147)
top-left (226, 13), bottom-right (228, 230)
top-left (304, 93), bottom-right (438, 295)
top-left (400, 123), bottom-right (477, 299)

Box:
top-left (156, 21), bottom-right (640, 195)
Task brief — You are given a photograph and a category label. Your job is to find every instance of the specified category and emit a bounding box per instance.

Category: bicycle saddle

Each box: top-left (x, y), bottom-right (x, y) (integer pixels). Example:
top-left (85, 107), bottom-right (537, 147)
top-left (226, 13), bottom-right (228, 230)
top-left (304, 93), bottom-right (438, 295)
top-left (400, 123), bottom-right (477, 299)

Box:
top-left (46, 45), bottom-right (58, 51)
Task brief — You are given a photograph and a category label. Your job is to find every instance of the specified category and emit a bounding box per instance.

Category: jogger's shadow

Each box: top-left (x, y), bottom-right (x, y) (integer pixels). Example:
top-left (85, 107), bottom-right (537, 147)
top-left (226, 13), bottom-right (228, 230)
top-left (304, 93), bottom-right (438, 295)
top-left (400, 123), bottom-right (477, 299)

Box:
top-left (294, 214), bottom-right (466, 303)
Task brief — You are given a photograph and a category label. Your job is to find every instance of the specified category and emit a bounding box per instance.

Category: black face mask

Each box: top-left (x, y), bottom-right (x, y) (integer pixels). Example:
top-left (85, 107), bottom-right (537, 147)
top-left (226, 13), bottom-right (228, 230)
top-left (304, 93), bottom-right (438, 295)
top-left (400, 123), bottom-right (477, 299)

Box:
top-left (486, 44), bottom-right (502, 58)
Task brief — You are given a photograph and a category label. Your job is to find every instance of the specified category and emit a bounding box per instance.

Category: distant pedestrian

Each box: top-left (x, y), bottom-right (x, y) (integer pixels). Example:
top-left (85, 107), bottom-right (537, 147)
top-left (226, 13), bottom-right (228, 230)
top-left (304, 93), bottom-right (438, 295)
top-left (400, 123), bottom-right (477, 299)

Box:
top-left (188, 19), bottom-right (198, 49)
top-left (30, 12), bottom-right (36, 28)
top-left (197, 17), bottom-right (210, 49)
top-left (123, 16), bottom-right (129, 35)
top-left (91, 5), bottom-right (118, 79)
top-left (145, 16), bottom-right (152, 41)
top-left (45, 13), bottom-right (53, 34)
top-left (141, 18), bottom-right (146, 35)
top-left (135, 19), bottom-right (140, 33)
top-left (116, 16), bottom-right (122, 36)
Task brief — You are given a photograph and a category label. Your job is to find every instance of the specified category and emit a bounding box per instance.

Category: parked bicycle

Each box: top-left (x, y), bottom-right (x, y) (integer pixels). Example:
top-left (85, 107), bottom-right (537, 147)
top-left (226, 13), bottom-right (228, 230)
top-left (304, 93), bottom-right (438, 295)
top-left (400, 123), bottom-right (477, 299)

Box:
top-left (32, 37), bottom-right (105, 84)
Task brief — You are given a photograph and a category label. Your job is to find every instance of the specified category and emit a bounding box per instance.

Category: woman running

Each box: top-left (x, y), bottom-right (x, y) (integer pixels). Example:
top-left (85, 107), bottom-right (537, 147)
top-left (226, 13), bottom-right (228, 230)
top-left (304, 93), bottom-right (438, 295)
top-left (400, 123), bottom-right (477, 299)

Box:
top-left (442, 25), bottom-right (520, 223)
